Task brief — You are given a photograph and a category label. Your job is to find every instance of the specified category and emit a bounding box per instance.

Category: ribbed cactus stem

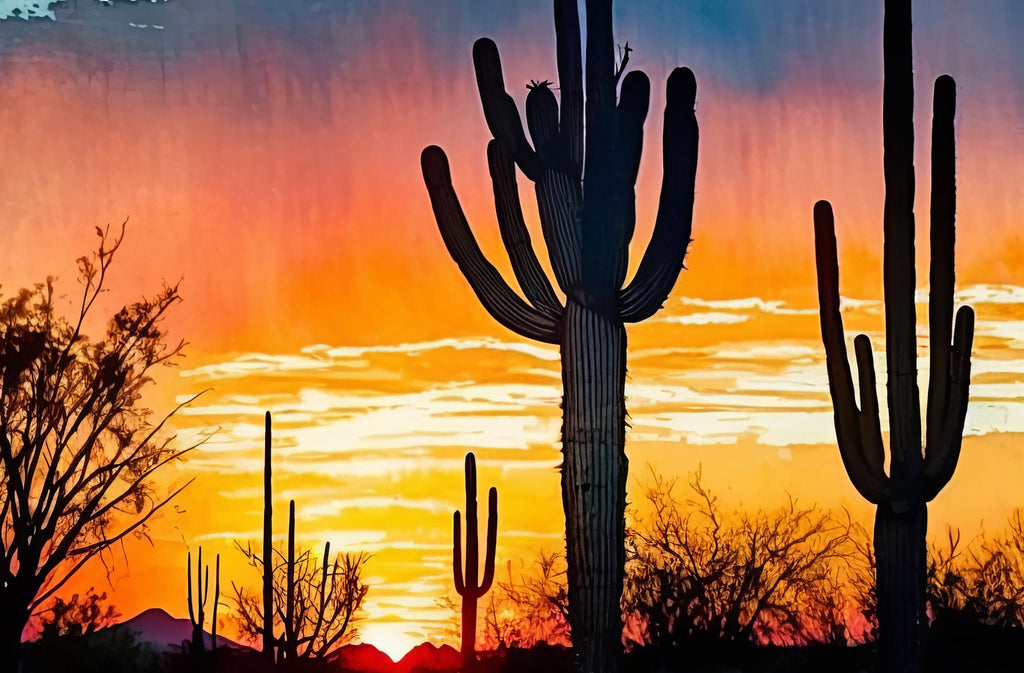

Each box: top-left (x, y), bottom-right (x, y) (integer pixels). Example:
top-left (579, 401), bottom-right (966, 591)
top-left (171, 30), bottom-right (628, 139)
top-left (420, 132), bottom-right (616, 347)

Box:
top-left (212, 554), bottom-right (220, 653)
top-left (284, 499), bottom-right (297, 661)
top-left (186, 548), bottom-right (209, 657)
top-left (453, 452), bottom-right (498, 673)
top-left (262, 411), bottom-right (274, 663)
top-left (812, 2), bottom-right (974, 671)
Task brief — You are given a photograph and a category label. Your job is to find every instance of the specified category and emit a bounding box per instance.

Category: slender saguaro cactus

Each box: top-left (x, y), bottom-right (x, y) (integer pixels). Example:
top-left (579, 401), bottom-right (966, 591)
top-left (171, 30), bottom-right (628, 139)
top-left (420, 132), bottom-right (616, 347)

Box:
top-left (187, 547), bottom-right (220, 669)
top-left (262, 411), bottom-right (274, 664)
top-left (813, 2), bottom-right (974, 671)
top-left (453, 452), bottom-right (498, 673)
top-left (282, 500), bottom-right (299, 662)
top-left (422, 2), bottom-right (697, 670)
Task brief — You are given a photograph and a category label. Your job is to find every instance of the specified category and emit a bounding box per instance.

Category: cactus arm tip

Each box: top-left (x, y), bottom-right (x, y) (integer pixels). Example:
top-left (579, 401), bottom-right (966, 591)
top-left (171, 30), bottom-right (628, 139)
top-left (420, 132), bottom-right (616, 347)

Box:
top-left (473, 38), bottom-right (543, 181)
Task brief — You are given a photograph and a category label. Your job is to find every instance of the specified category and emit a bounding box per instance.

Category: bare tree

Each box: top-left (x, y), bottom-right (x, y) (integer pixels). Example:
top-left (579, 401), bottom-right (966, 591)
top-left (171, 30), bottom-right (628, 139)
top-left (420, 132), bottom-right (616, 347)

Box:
top-left (481, 551), bottom-right (571, 650)
top-left (0, 225), bottom-right (196, 667)
top-left (232, 529), bottom-right (370, 660)
top-left (623, 467), bottom-right (853, 647)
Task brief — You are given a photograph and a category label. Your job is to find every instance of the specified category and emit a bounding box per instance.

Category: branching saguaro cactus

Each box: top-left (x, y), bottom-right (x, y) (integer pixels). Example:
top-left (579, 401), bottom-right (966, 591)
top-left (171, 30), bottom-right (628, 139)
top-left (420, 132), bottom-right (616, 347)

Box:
top-left (813, 2), bottom-right (974, 671)
top-left (453, 452), bottom-right (498, 673)
top-left (422, 2), bottom-right (697, 670)
top-left (186, 547), bottom-right (220, 670)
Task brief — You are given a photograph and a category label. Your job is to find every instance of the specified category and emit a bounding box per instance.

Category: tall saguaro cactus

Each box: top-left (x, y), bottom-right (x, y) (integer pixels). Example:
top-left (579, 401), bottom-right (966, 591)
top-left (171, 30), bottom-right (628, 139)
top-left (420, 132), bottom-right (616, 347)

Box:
top-left (813, 2), bottom-right (974, 671)
top-left (453, 452), bottom-right (498, 673)
top-left (422, 2), bottom-right (697, 670)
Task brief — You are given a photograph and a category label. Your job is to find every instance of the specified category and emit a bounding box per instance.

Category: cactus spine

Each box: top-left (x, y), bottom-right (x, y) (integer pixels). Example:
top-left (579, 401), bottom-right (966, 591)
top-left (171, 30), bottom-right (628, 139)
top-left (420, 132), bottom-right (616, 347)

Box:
top-left (453, 452), bottom-right (498, 673)
top-left (813, 1), bottom-right (974, 671)
top-left (186, 547), bottom-right (220, 669)
top-left (422, 2), bottom-right (697, 669)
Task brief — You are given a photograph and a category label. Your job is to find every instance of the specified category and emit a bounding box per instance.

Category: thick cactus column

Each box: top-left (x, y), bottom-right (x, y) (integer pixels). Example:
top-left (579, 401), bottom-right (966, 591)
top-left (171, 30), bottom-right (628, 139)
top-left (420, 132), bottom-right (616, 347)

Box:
top-left (453, 452), bottom-right (498, 673)
top-left (422, 3), bottom-right (698, 670)
top-left (812, 2), bottom-right (974, 671)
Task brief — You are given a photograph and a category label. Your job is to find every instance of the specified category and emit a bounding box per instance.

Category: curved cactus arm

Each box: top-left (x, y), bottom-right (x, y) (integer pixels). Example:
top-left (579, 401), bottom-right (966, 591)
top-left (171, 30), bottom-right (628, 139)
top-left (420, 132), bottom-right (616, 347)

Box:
top-left (926, 75), bottom-right (957, 451)
top-left (923, 305), bottom-right (975, 500)
top-left (487, 140), bottom-right (564, 320)
top-left (422, 146), bottom-right (560, 344)
top-left (526, 85), bottom-right (583, 294)
top-left (474, 39), bottom-right (544, 182)
top-left (609, 70), bottom-right (651, 290)
top-left (618, 68), bottom-right (698, 322)
top-left (554, 0), bottom-right (583, 170)
top-left (854, 335), bottom-right (887, 478)
top-left (453, 510), bottom-right (465, 595)
top-left (814, 201), bottom-right (891, 504)
top-left (479, 487), bottom-right (498, 593)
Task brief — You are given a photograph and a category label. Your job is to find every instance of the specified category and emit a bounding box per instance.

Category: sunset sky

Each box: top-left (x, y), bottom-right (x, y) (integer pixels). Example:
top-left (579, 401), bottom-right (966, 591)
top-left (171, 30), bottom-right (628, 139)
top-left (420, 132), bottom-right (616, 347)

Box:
top-left (3, 0), bottom-right (1024, 660)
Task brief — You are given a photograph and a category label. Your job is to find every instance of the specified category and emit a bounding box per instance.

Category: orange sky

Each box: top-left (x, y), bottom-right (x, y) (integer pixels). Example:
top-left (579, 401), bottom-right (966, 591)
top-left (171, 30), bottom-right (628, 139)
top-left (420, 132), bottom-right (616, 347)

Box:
top-left (4, 0), bottom-right (1024, 659)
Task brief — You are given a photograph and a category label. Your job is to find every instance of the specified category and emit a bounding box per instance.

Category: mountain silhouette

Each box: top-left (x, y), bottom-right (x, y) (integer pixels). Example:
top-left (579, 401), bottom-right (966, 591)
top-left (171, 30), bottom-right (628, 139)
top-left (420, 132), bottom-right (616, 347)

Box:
top-left (114, 608), bottom-right (251, 653)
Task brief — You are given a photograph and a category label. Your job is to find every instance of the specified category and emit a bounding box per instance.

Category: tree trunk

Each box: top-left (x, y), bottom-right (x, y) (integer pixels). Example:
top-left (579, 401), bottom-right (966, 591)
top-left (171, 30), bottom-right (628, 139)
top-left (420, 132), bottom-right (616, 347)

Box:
top-left (874, 502), bottom-right (927, 673)
top-left (560, 301), bottom-right (627, 673)
top-left (0, 595), bottom-right (29, 672)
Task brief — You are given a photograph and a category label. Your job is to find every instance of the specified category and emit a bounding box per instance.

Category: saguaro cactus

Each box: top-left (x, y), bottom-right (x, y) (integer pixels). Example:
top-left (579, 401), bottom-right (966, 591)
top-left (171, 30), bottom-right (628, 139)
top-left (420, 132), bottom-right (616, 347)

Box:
top-left (453, 452), bottom-right (498, 673)
top-left (262, 411), bottom-right (274, 664)
top-left (812, 2), bottom-right (974, 671)
top-left (421, 2), bottom-right (697, 670)
top-left (186, 547), bottom-right (220, 669)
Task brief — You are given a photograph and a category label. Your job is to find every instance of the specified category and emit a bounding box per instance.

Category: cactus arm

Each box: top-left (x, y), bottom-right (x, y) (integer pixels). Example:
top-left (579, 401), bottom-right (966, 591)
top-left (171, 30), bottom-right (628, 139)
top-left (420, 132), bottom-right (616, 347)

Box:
top-left (479, 486), bottom-right (498, 593)
top-left (422, 146), bottom-right (560, 344)
top-left (187, 551), bottom-right (196, 624)
top-left (610, 70), bottom-right (651, 289)
top-left (525, 85), bottom-right (584, 294)
top-left (487, 140), bottom-right (564, 319)
top-left (618, 68), bottom-right (698, 322)
top-left (854, 335), bottom-right (887, 478)
top-left (882, 0), bottom-right (921, 468)
top-left (926, 75), bottom-right (957, 452)
top-left (285, 500), bottom-right (296, 658)
top-left (923, 305), bottom-right (974, 500)
top-left (453, 511), bottom-right (465, 595)
top-left (473, 39), bottom-right (544, 181)
top-left (262, 411), bottom-right (274, 663)
top-left (814, 201), bottom-right (890, 504)
top-left (554, 0), bottom-right (583, 170)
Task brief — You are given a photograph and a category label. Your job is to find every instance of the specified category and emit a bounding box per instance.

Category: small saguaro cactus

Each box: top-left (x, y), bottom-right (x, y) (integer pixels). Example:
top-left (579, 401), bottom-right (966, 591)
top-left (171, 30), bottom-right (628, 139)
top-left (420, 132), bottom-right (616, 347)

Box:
top-left (453, 452), bottom-right (498, 673)
top-left (813, 1), bottom-right (974, 671)
top-left (186, 546), bottom-right (220, 668)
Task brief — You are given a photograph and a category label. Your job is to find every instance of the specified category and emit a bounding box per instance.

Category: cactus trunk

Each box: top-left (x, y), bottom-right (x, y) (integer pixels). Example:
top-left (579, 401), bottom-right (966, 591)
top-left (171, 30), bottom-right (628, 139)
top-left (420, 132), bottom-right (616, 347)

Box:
top-left (262, 411), bottom-right (274, 664)
top-left (561, 302), bottom-right (627, 672)
top-left (874, 504), bottom-right (927, 673)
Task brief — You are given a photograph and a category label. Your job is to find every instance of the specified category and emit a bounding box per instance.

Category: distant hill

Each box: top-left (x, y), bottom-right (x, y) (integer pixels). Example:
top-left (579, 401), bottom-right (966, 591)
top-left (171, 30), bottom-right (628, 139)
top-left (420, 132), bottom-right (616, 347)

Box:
top-left (395, 642), bottom-right (460, 673)
top-left (330, 642), bottom-right (396, 672)
top-left (114, 607), bottom-right (252, 653)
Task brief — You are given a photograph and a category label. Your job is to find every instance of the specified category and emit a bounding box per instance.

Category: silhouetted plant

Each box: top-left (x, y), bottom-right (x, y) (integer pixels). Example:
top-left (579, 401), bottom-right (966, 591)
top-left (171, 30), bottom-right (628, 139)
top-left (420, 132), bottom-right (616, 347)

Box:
top-left (484, 551), bottom-right (571, 650)
top-left (623, 468), bottom-right (853, 648)
top-left (421, 1), bottom-right (698, 669)
top-left (232, 413), bottom-right (369, 662)
top-left (812, 0), bottom-right (974, 670)
top-left (0, 224), bottom-right (197, 668)
top-left (37, 588), bottom-right (120, 640)
top-left (186, 546), bottom-right (221, 671)
top-left (453, 452), bottom-right (498, 671)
